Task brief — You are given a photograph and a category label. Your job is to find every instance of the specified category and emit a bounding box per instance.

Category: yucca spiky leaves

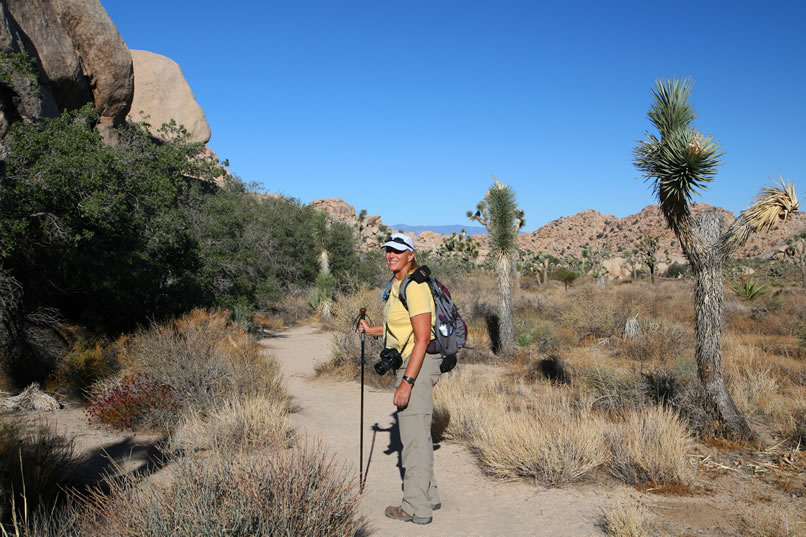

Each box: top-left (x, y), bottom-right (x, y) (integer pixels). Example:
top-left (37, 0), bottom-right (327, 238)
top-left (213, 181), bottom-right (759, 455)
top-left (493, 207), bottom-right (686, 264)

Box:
top-left (742, 176), bottom-right (800, 232)
top-left (634, 78), bottom-right (723, 231)
top-left (486, 181), bottom-right (519, 257)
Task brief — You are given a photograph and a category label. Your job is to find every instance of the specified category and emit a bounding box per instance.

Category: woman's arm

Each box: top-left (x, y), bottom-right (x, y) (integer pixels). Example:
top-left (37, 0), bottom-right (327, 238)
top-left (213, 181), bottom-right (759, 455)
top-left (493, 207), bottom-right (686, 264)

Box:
top-left (393, 311), bottom-right (431, 408)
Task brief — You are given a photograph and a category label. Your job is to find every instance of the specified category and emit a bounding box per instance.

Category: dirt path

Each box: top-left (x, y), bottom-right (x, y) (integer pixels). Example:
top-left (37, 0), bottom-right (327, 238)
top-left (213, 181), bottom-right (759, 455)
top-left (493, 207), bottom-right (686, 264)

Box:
top-left (261, 323), bottom-right (635, 537)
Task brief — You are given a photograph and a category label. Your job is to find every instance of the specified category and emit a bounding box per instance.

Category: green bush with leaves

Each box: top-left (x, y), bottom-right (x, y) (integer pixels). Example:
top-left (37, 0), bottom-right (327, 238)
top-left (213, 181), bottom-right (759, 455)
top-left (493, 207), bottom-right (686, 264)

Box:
top-left (0, 106), bottom-right (216, 332)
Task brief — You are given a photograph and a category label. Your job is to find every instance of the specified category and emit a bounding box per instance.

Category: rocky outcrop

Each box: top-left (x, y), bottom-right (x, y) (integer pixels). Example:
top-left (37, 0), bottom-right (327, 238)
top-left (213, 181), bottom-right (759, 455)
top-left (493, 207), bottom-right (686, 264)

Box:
top-left (310, 198), bottom-right (388, 250)
top-left (4, 0), bottom-right (91, 111)
top-left (47, 0), bottom-right (133, 141)
top-left (0, 0), bottom-right (213, 149)
top-left (0, 2), bottom-right (60, 139)
top-left (128, 49), bottom-right (211, 144)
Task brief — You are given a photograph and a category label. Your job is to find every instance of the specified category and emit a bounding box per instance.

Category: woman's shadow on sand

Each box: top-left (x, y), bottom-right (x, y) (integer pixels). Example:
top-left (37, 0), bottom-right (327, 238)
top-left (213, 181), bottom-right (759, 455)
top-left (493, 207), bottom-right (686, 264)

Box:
top-left (366, 412), bottom-right (443, 488)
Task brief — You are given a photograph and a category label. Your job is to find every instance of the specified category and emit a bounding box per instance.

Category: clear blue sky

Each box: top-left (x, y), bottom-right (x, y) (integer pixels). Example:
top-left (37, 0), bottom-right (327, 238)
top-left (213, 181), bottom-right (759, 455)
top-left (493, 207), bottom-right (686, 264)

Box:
top-left (104, 0), bottom-right (805, 232)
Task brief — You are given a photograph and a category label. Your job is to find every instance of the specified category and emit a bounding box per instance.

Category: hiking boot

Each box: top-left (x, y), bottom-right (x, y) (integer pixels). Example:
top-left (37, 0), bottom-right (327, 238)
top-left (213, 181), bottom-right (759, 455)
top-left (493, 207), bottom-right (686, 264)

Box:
top-left (384, 505), bottom-right (432, 525)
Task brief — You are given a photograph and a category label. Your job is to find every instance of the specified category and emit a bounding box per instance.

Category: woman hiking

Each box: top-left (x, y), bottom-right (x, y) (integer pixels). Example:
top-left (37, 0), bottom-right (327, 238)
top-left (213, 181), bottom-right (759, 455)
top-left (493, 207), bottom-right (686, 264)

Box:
top-left (358, 232), bottom-right (442, 525)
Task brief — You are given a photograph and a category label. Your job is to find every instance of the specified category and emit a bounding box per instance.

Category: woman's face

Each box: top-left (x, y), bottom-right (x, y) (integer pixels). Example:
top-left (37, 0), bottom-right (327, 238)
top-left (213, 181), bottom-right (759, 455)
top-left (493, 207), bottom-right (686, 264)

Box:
top-left (385, 247), bottom-right (413, 274)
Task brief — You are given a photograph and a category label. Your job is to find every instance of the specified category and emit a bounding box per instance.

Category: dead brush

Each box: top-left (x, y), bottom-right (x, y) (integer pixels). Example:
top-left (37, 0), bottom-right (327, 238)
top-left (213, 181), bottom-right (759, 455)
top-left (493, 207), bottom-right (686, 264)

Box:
top-left (74, 444), bottom-right (364, 537)
top-left (91, 309), bottom-right (287, 430)
top-left (619, 319), bottom-right (691, 363)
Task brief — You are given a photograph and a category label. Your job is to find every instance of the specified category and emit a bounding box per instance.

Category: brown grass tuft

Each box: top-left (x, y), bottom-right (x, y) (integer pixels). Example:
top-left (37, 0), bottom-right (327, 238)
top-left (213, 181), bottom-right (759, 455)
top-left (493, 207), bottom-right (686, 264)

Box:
top-left (602, 500), bottom-right (654, 537)
top-left (607, 405), bottom-right (693, 485)
top-left (76, 444), bottom-right (363, 537)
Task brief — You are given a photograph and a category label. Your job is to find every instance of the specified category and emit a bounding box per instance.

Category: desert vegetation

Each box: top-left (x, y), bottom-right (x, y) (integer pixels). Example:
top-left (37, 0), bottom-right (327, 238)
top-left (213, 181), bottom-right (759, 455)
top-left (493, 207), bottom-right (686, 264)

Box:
top-left (320, 260), bottom-right (805, 534)
top-left (1, 52), bottom-right (803, 535)
top-left (1, 310), bottom-right (364, 536)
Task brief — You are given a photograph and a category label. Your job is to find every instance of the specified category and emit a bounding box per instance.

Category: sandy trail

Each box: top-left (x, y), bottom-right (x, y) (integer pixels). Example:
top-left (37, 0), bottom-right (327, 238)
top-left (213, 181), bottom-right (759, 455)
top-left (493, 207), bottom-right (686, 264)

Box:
top-left (261, 323), bottom-right (629, 537)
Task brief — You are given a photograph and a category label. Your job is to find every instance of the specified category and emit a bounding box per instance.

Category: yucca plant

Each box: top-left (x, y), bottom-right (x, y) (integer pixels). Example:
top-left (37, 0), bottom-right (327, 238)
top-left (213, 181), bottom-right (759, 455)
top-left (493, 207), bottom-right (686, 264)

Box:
top-left (634, 77), bottom-right (800, 439)
top-left (468, 176), bottom-right (524, 356)
top-left (730, 279), bottom-right (767, 301)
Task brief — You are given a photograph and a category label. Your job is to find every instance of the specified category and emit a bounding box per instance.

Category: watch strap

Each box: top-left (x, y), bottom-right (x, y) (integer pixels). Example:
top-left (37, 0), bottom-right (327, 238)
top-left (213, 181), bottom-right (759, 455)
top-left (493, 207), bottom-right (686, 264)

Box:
top-left (402, 375), bottom-right (415, 385)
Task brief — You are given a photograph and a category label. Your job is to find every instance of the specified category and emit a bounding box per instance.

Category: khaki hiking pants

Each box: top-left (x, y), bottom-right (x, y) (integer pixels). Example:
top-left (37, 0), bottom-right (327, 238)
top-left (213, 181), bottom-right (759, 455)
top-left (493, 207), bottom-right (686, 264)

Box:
top-left (395, 354), bottom-right (442, 519)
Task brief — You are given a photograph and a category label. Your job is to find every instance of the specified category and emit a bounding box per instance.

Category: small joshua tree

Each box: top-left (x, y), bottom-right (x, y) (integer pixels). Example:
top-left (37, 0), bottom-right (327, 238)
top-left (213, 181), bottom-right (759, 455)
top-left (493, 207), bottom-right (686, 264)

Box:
top-left (636, 234), bottom-right (661, 284)
top-left (784, 231), bottom-right (806, 287)
top-left (634, 77), bottom-right (800, 438)
top-left (468, 176), bottom-right (524, 356)
top-left (438, 229), bottom-right (480, 263)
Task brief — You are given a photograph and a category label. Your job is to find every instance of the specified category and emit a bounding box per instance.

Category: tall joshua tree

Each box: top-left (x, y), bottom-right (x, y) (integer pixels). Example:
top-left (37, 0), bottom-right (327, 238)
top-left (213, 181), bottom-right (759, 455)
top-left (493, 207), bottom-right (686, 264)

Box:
top-left (634, 78), bottom-right (800, 439)
top-left (468, 176), bottom-right (524, 356)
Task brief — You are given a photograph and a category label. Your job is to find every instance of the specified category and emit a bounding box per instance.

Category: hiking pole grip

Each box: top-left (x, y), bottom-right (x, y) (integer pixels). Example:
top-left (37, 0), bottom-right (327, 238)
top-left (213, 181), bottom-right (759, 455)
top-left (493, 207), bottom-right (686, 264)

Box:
top-left (358, 307), bottom-right (366, 493)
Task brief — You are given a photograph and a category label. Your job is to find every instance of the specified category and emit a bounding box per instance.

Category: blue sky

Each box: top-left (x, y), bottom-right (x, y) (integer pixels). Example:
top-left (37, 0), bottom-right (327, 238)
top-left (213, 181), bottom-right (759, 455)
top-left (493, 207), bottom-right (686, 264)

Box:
top-left (104, 0), bottom-right (805, 232)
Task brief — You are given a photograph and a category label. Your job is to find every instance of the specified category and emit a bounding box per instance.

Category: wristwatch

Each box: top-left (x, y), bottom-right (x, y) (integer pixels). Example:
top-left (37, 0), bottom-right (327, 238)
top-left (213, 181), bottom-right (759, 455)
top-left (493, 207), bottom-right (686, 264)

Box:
top-left (402, 375), bottom-right (416, 385)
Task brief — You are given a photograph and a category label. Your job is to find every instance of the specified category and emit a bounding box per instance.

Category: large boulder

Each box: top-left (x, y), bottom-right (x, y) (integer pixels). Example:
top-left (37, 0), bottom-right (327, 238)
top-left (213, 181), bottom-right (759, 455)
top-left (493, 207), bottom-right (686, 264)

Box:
top-left (128, 49), bottom-right (211, 144)
top-left (47, 0), bottom-right (133, 139)
top-left (0, 1), bottom-right (60, 137)
top-left (4, 0), bottom-right (90, 111)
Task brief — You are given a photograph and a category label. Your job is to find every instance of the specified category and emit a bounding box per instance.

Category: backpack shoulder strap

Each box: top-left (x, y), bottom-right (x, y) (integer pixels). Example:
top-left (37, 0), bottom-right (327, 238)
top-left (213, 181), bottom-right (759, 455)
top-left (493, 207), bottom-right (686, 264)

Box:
top-left (399, 265), bottom-right (432, 310)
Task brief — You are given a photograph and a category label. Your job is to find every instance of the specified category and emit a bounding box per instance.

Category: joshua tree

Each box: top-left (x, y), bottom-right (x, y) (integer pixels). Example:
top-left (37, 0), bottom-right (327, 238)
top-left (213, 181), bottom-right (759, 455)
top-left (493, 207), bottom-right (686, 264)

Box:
top-left (438, 229), bottom-right (480, 263)
top-left (784, 231), bottom-right (806, 287)
top-left (520, 250), bottom-right (556, 286)
top-left (634, 77), bottom-right (800, 439)
top-left (582, 245), bottom-right (610, 287)
top-left (623, 248), bottom-right (641, 280)
top-left (468, 176), bottom-right (524, 356)
top-left (636, 234), bottom-right (661, 284)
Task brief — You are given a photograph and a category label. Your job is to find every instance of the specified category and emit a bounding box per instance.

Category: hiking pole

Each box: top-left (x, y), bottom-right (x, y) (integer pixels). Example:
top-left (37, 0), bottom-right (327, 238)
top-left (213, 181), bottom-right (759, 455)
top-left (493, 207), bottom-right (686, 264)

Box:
top-left (357, 307), bottom-right (367, 493)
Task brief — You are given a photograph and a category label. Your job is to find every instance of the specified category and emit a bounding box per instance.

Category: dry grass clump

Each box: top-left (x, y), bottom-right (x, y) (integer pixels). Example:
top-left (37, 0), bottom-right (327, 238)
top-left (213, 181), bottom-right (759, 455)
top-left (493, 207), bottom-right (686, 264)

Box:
top-left (601, 500), bottom-right (654, 537)
top-left (607, 405), bottom-right (693, 486)
top-left (471, 391), bottom-right (609, 486)
top-left (433, 368), bottom-right (503, 441)
top-left (740, 503), bottom-right (804, 537)
top-left (620, 318), bottom-right (691, 363)
top-left (0, 422), bottom-right (77, 524)
top-left (171, 393), bottom-right (293, 454)
top-left (90, 309), bottom-right (287, 430)
top-left (77, 445), bottom-right (363, 537)
top-left (436, 370), bottom-right (608, 486)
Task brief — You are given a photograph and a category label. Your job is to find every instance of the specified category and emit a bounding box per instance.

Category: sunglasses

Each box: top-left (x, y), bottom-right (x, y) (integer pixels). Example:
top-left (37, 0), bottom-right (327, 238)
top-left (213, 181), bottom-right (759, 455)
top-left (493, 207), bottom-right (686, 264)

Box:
top-left (384, 236), bottom-right (412, 250)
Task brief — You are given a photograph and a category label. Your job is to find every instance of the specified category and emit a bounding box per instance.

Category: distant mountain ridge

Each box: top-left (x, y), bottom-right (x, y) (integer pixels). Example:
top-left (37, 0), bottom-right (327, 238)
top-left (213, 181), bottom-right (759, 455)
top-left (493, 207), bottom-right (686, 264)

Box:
top-left (389, 224), bottom-right (488, 236)
top-left (310, 197), bottom-right (806, 264)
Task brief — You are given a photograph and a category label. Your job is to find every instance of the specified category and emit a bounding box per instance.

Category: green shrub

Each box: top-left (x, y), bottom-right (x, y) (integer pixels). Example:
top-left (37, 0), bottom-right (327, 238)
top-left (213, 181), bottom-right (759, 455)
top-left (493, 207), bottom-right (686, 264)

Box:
top-left (0, 107), bottom-right (217, 332)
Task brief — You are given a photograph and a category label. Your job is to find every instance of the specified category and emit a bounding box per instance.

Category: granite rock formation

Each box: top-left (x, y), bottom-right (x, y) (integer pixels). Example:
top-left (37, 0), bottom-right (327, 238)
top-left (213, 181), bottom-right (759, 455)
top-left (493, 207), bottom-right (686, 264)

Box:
top-left (0, 0), bottom-right (210, 148)
top-left (128, 49), bottom-right (210, 144)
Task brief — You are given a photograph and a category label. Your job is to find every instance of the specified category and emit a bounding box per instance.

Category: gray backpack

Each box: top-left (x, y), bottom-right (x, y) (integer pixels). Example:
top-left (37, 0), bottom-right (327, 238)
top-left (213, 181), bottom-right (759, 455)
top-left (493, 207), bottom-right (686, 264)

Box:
top-left (382, 265), bottom-right (466, 373)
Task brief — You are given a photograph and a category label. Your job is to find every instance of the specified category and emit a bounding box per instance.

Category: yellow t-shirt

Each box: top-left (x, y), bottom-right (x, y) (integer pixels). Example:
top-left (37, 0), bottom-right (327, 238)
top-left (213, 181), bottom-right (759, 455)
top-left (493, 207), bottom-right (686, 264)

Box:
top-left (383, 276), bottom-right (436, 359)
